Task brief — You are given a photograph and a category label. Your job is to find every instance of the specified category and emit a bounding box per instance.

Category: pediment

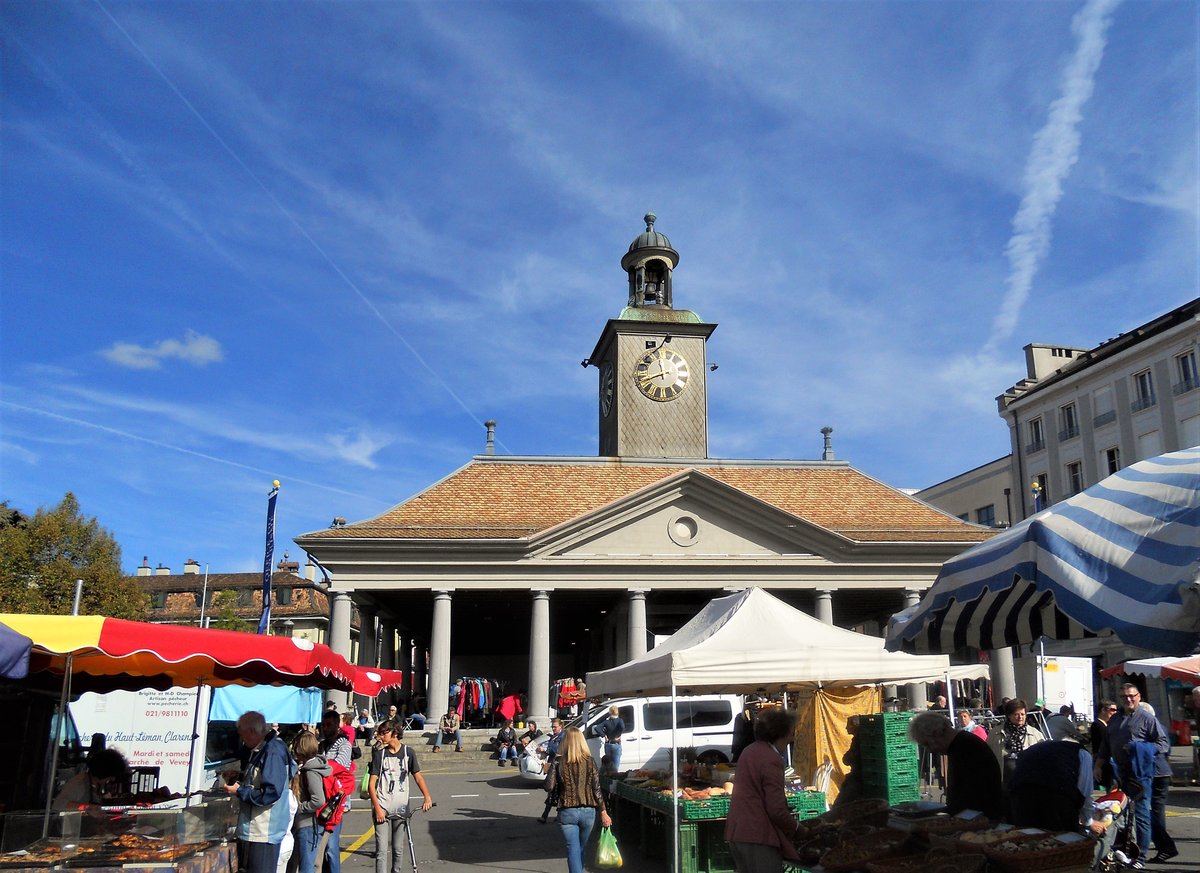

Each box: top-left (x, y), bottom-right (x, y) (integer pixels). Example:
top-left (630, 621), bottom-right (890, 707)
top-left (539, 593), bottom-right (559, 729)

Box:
top-left (528, 470), bottom-right (851, 560)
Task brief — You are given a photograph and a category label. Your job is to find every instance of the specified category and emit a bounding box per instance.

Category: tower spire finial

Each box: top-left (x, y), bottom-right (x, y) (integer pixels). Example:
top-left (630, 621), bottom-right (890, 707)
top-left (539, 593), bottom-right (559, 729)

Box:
top-left (644, 212), bottom-right (656, 231)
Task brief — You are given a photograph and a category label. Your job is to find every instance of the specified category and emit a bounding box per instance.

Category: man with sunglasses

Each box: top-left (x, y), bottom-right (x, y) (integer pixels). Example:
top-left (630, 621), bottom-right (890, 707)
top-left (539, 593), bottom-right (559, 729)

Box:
top-left (1094, 685), bottom-right (1169, 868)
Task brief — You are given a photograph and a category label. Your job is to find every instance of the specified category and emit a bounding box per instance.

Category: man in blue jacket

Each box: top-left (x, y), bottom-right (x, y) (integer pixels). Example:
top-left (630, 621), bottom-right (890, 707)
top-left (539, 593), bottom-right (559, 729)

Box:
top-left (225, 711), bottom-right (296, 873)
top-left (1094, 685), bottom-right (1169, 867)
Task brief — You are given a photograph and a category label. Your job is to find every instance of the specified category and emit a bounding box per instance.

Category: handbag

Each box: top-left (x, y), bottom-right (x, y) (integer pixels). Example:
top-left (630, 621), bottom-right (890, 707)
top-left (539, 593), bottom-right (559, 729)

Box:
top-left (596, 826), bottom-right (622, 868)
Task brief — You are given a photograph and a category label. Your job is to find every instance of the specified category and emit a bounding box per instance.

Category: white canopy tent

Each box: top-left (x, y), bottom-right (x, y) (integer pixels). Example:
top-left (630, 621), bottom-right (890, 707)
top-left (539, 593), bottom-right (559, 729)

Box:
top-left (585, 587), bottom-right (988, 873)
top-left (587, 587), bottom-right (988, 698)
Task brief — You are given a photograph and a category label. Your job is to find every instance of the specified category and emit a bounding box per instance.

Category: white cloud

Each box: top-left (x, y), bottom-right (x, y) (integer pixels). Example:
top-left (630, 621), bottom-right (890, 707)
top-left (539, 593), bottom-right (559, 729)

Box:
top-left (101, 330), bottom-right (224, 370)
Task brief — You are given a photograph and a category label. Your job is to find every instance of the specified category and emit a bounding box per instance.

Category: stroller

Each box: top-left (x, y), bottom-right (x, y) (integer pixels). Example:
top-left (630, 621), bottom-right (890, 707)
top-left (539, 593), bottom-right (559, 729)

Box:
top-left (1093, 789), bottom-right (1137, 872)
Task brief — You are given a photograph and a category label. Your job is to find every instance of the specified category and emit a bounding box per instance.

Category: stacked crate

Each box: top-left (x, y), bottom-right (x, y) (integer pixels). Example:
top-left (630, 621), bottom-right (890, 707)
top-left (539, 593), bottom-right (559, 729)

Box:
top-left (856, 711), bottom-right (920, 804)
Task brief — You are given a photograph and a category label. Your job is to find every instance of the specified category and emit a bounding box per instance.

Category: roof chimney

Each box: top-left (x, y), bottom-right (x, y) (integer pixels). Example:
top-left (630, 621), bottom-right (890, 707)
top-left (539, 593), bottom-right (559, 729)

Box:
top-left (137, 556), bottom-right (152, 577)
top-left (305, 557), bottom-right (316, 581)
top-left (484, 420), bottom-right (496, 455)
top-left (183, 559), bottom-right (200, 575)
top-left (154, 563), bottom-right (171, 576)
top-left (821, 426), bottom-right (835, 461)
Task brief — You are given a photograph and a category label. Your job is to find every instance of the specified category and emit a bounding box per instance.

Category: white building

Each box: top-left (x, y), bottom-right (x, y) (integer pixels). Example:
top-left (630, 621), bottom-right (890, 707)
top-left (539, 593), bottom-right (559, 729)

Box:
top-left (997, 299), bottom-right (1200, 520)
top-left (914, 455), bottom-right (1013, 529)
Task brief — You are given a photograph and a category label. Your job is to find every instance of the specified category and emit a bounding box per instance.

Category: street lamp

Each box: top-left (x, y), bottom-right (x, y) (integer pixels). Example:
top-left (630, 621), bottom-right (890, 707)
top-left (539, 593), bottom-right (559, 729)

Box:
top-left (283, 619), bottom-right (295, 638)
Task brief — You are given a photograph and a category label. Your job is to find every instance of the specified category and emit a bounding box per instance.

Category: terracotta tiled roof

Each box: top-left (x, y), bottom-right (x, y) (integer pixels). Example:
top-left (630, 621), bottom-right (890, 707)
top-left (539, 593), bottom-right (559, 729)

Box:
top-left (303, 459), bottom-right (992, 544)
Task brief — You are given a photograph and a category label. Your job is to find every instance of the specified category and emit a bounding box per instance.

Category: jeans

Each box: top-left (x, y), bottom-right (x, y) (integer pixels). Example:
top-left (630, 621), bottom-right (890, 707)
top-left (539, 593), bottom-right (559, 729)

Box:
top-left (499, 744), bottom-right (519, 761)
top-left (295, 824), bottom-right (321, 873)
top-left (604, 741), bottom-right (622, 772)
top-left (558, 806), bottom-right (596, 873)
top-left (435, 728), bottom-right (462, 749)
top-left (321, 817), bottom-right (343, 873)
top-left (237, 840), bottom-right (281, 873)
top-left (1150, 775), bottom-right (1177, 854)
top-left (374, 809), bottom-right (411, 873)
top-left (1129, 777), bottom-right (1151, 860)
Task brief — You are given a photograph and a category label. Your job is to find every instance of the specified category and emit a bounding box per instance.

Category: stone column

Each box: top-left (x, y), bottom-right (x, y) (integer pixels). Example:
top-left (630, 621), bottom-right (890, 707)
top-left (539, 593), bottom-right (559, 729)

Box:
top-left (379, 619), bottom-right (396, 670)
top-left (359, 606), bottom-right (378, 668)
top-left (628, 590), bottom-right (649, 660)
top-left (427, 590), bottom-right (453, 722)
top-left (815, 589), bottom-right (834, 625)
top-left (902, 589), bottom-right (928, 710)
top-left (990, 647), bottom-right (1018, 703)
top-left (528, 590), bottom-right (551, 723)
top-left (413, 642), bottom-right (428, 714)
top-left (329, 590), bottom-right (354, 709)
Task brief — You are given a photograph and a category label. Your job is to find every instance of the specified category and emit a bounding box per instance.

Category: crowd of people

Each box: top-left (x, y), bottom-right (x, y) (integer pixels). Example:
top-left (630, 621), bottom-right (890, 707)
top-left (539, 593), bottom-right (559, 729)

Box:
top-left (222, 708), bottom-right (433, 873)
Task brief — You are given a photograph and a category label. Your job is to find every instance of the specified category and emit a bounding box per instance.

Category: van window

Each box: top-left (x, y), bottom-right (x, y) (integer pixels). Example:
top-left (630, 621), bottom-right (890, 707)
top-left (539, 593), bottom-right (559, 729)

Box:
top-left (683, 700), bottom-right (732, 728)
top-left (643, 700), bottom-right (733, 730)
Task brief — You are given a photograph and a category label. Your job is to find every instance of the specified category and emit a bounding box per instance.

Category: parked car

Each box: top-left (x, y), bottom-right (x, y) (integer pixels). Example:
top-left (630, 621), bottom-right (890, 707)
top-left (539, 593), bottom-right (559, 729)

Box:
top-left (581, 695), bottom-right (741, 772)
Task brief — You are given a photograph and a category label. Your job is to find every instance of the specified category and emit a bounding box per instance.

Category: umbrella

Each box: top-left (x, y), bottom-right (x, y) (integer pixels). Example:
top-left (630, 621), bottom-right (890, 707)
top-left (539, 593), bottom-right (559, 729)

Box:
top-left (0, 614), bottom-right (356, 692)
top-left (353, 667), bottom-right (406, 696)
top-left (887, 447), bottom-right (1200, 656)
top-left (0, 620), bottom-right (31, 680)
top-left (1100, 654), bottom-right (1200, 683)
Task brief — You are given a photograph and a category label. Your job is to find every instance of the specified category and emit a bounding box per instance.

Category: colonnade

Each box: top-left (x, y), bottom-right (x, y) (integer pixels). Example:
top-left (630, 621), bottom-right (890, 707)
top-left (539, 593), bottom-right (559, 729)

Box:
top-left (328, 587), bottom-right (1017, 722)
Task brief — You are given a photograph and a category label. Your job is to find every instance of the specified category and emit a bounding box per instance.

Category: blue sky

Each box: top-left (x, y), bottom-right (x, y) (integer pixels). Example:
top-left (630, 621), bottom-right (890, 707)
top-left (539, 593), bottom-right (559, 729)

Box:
top-left (2, 0), bottom-right (1196, 574)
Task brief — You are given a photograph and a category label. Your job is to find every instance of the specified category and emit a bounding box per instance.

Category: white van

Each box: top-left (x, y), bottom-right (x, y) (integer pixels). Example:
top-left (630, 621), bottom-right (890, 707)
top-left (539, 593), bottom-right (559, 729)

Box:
top-left (582, 695), bottom-right (741, 771)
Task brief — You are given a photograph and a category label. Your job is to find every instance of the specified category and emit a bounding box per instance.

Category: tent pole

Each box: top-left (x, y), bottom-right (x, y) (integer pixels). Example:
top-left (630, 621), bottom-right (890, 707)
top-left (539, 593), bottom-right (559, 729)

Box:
top-left (184, 681), bottom-right (207, 805)
top-left (946, 671), bottom-right (955, 720)
top-left (43, 580), bottom-right (83, 838)
top-left (782, 690), bottom-right (791, 766)
top-left (671, 683), bottom-right (679, 873)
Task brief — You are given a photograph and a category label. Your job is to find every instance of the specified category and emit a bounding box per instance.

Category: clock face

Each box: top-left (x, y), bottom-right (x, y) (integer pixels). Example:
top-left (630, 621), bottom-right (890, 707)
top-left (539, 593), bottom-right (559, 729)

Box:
top-left (634, 347), bottom-right (690, 402)
top-left (600, 362), bottom-right (615, 417)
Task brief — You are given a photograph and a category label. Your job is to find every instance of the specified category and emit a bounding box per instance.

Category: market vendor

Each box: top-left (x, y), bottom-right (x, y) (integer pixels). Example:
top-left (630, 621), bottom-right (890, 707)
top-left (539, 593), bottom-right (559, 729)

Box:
top-left (909, 711), bottom-right (1002, 819)
top-left (987, 697), bottom-right (1046, 783)
top-left (1008, 736), bottom-right (1103, 834)
top-left (52, 748), bottom-right (130, 810)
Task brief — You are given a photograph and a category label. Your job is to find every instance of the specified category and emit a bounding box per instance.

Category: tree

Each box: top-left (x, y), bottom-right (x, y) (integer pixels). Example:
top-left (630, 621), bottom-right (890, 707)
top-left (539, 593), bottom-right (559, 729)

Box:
top-left (209, 590), bottom-right (252, 632)
top-left (0, 493), bottom-right (148, 619)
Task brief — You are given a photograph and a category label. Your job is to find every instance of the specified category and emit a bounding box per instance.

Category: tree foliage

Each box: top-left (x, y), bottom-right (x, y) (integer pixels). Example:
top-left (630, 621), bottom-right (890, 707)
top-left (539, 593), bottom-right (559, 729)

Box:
top-left (209, 590), bottom-right (253, 632)
top-left (0, 493), bottom-right (148, 619)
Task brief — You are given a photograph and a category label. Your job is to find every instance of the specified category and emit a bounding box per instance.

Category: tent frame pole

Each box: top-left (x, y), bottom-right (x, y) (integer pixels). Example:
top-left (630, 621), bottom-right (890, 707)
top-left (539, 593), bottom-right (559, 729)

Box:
top-left (671, 684), bottom-right (679, 873)
top-left (43, 580), bottom-right (83, 838)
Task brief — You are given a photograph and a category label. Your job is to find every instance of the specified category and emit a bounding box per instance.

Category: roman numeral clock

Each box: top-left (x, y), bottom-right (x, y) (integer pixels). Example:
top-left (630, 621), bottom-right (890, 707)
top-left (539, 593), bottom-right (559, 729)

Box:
top-left (590, 214), bottom-right (716, 459)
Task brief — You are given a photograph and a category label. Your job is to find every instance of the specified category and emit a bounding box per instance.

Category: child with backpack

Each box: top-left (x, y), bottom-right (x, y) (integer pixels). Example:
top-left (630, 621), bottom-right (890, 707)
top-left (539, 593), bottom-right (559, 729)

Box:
top-left (369, 720), bottom-right (433, 873)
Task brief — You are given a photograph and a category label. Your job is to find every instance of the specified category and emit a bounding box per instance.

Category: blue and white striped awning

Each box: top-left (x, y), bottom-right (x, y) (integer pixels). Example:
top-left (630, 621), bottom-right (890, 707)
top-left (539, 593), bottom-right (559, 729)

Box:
top-left (886, 447), bottom-right (1200, 657)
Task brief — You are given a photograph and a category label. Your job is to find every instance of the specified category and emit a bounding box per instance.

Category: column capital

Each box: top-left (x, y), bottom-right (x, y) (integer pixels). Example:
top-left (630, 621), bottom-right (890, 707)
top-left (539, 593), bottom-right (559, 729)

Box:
top-left (628, 589), bottom-right (649, 599)
top-left (531, 589), bottom-right (551, 601)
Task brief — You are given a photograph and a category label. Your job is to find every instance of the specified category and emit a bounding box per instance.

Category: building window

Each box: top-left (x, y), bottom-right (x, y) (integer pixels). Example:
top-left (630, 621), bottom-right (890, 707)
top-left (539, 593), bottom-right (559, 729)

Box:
top-left (1058, 403), bottom-right (1079, 441)
top-left (237, 589), bottom-right (255, 607)
top-left (1026, 417), bottom-right (1045, 453)
top-left (1066, 461), bottom-right (1083, 496)
top-left (1104, 446), bottom-right (1121, 475)
top-left (193, 591), bottom-right (209, 608)
top-left (1131, 369), bottom-right (1156, 411)
top-left (975, 505), bottom-right (996, 527)
top-left (1092, 386), bottom-right (1116, 427)
top-left (275, 587), bottom-right (293, 606)
top-left (151, 591), bottom-right (167, 609)
top-left (957, 513), bottom-right (969, 522)
top-left (1174, 350), bottom-right (1198, 396)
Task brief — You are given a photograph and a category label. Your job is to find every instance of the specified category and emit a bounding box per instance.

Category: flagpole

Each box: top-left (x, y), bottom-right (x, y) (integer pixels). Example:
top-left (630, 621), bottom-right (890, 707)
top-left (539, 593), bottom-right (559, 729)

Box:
top-left (257, 481), bottom-right (280, 635)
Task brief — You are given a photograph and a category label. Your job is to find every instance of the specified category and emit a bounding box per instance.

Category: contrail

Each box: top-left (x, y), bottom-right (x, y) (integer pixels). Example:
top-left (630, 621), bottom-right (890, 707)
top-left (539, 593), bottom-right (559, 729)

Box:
top-left (985, 0), bottom-right (1122, 353)
top-left (1, 401), bottom-right (390, 505)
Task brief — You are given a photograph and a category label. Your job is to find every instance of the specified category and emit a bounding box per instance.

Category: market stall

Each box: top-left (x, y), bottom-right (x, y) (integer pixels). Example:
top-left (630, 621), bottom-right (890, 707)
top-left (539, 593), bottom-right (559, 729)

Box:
top-left (586, 587), bottom-right (989, 873)
top-left (0, 613), bottom-right (358, 871)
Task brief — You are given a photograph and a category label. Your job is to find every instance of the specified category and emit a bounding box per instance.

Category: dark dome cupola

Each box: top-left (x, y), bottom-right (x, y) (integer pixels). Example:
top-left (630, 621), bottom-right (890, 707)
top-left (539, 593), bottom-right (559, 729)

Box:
top-left (622, 212), bottom-right (679, 309)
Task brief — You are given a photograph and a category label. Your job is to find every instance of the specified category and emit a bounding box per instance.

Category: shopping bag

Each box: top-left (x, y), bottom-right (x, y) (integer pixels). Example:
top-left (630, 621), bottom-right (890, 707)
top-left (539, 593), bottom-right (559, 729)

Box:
top-left (596, 826), bottom-right (623, 868)
top-left (359, 770), bottom-right (370, 799)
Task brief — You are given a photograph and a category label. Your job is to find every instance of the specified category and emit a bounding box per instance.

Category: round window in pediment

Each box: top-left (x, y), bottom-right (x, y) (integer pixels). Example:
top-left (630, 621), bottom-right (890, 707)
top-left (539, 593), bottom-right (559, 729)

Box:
top-left (668, 513), bottom-right (700, 547)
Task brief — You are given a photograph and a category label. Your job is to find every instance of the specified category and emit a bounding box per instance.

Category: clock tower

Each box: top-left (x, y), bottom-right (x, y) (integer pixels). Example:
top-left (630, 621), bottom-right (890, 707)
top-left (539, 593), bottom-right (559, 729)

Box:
top-left (590, 214), bottom-right (716, 458)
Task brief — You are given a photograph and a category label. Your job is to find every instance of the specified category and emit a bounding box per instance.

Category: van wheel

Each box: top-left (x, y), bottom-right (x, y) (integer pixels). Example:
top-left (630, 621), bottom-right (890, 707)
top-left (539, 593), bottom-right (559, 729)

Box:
top-left (696, 751), bottom-right (727, 766)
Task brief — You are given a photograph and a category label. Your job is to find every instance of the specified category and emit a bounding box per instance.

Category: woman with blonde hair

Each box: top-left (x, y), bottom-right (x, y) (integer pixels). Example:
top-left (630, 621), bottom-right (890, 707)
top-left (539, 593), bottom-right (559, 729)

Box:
top-left (291, 730), bottom-right (331, 873)
top-left (545, 728), bottom-right (612, 873)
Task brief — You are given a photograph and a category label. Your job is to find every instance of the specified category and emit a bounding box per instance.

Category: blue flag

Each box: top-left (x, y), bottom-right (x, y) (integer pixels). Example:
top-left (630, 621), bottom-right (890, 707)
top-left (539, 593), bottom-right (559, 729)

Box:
top-left (257, 482), bottom-right (280, 635)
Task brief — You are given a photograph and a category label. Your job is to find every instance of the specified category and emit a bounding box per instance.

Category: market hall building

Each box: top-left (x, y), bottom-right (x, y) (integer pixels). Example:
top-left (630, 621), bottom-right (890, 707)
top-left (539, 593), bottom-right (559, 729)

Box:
top-left (296, 215), bottom-right (993, 724)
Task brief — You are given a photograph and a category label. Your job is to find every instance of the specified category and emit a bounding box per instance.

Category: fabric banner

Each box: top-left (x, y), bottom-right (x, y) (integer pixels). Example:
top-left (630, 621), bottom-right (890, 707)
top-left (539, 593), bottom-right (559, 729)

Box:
top-left (793, 685), bottom-right (883, 805)
top-left (257, 482), bottom-right (280, 635)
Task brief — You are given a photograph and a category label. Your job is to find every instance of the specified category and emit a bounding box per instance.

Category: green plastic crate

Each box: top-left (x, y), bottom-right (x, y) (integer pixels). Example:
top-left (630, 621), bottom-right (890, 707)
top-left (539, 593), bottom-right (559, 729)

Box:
top-left (863, 782), bottom-right (920, 804)
top-left (702, 822), bottom-right (735, 873)
top-left (787, 790), bottom-right (827, 819)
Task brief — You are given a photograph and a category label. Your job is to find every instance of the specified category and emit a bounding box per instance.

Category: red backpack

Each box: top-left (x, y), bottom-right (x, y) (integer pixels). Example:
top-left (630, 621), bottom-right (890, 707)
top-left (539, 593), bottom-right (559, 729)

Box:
top-left (314, 760), bottom-right (356, 831)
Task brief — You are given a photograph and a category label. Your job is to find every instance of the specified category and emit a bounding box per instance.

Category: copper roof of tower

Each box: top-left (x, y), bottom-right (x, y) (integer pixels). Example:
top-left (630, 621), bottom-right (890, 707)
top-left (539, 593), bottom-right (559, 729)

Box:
top-left (627, 212), bottom-right (676, 255)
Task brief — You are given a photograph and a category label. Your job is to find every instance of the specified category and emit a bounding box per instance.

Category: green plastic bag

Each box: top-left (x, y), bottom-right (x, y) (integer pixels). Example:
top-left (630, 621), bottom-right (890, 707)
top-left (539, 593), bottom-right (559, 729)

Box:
top-left (359, 770), bottom-right (370, 799)
top-left (596, 826), bottom-right (622, 868)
